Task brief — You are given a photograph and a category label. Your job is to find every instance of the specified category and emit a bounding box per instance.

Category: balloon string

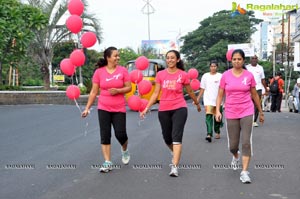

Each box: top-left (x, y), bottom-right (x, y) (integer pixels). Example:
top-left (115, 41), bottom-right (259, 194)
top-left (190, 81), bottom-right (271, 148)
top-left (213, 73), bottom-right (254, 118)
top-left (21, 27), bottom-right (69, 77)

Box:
top-left (138, 108), bottom-right (151, 126)
top-left (74, 99), bottom-right (92, 136)
top-left (74, 98), bottom-right (82, 113)
top-left (138, 114), bottom-right (145, 126)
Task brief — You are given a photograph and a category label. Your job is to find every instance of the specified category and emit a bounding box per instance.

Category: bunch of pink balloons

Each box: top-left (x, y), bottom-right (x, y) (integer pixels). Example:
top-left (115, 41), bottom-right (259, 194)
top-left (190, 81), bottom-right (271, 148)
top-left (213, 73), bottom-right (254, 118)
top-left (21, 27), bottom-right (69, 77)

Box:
top-left (127, 56), bottom-right (152, 111)
top-left (61, 0), bottom-right (98, 100)
top-left (188, 68), bottom-right (200, 91)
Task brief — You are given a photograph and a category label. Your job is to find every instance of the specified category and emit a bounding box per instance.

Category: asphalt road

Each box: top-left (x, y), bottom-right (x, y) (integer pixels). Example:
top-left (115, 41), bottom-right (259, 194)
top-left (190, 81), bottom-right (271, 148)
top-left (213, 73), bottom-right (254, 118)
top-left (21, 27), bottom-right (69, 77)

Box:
top-left (0, 102), bottom-right (299, 199)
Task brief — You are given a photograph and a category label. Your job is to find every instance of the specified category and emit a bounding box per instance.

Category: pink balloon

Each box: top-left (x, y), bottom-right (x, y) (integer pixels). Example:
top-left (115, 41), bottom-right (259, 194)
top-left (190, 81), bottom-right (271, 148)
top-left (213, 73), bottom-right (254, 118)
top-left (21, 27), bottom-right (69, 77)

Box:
top-left (66, 85), bottom-right (80, 100)
top-left (139, 99), bottom-right (149, 112)
top-left (68, 0), bottom-right (84, 16)
top-left (138, 80), bottom-right (152, 95)
top-left (127, 95), bottom-right (141, 111)
top-left (129, 69), bottom-right (143, 83)
top-left (226, 48), bottom-right (235, 61)
top-left (70, 49), bottom-right (85, 67)
top-left (81, 32), bottom-right (97, 48)
top-left (188, 68), bottom-right (199, 79)
top-left (60, 58), bottom-right (75, 76)
top-left (135, 56), bottom-right (149, 70)
top-left (190, 79), bottom-right (201, 91)
top-left (66, 15), bottom-right (83, 34)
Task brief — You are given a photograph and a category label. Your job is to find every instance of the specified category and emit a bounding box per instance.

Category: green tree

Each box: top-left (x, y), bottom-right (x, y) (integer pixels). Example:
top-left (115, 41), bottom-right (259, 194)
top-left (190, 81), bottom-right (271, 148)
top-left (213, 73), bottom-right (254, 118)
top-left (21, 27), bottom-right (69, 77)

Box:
top-left (26, 0), bottom-right (102, 89)
top-left (119, 48), bottom-right (141, 66)
top-left (0, 0), bottom-right (47, 85)
top-left (180, 10), bottom-right (262, 73)
top-left (51, 41), bottom-right (101, 92)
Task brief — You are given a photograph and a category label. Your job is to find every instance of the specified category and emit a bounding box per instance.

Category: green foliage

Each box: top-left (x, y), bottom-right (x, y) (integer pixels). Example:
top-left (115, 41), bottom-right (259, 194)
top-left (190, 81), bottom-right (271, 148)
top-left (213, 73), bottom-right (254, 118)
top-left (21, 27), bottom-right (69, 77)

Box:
top-left (26, 0), bottom-right (103, 89)
top-left (180, 10), bottom-right (263, 74)
top-left (79, 85), bottom-right (87, 95)
top-left (57, 86), bottom-right (67, 91)
top-left (18, 58), bottom-right (43, 86)
top-left (0, 85), bottom-right (25, 91)
top-left (0, 0), bottom-right (47, 85)
top-left (119, 48), bottom-right (141, 65)
top-left (0, 0), bottom-right (47, 62)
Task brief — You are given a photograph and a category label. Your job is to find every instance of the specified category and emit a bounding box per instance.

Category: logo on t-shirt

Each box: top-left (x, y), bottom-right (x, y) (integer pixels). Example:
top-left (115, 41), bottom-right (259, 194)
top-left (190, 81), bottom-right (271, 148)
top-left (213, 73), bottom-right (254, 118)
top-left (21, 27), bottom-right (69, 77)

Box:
top-left (106, 74), bottom-right (121, 81)
top-left (162, 80), bottom-right (176, 89)
top-left (176, 74), bottom-right (182, 83)
top-left (242, 77), bottom-right (247, 85)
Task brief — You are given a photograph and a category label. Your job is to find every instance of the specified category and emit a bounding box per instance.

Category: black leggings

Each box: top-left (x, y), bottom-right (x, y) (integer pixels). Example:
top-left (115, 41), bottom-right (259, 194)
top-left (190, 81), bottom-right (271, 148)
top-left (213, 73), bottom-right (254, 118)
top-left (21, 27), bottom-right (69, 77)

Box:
top-left (98, 110), bottom-right (128, 145)
top-left (271, 93), bottom-right (283, 112)
top-left (158, 107), bottom-right (187, 145)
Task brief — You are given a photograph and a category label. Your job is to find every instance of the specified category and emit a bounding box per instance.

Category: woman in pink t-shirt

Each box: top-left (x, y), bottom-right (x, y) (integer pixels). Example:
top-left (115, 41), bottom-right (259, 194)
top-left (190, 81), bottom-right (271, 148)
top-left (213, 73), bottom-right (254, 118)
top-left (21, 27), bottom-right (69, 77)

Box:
top-left (215, 49), bottom-right (264, 184)
top-left (140, 50), bottom-right (201, 177)
top-left (81, 47), bottom-right (132, 173)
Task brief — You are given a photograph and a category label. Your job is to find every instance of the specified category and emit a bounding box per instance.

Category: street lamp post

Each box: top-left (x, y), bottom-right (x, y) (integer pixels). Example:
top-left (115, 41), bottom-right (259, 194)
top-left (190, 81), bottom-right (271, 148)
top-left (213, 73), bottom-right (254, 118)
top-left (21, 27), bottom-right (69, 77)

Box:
top-left (142, 0), bottom-right (155, 42)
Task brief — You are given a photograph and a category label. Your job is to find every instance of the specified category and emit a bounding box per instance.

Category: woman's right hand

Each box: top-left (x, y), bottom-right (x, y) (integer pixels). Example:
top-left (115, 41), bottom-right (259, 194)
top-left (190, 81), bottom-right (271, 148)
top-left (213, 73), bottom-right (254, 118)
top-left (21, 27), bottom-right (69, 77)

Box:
top-left (81, 109), bottom-right (90, 118)
top-left (215, 111), bottom-right (222, 122)
top-left (139, 108), bottom-right (148, 119)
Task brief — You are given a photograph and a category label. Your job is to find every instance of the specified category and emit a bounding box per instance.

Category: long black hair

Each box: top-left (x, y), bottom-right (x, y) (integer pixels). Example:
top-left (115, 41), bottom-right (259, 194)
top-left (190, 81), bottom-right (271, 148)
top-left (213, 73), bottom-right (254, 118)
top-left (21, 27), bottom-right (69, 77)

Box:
top-left (95, 46), bottom-right (118, 68)
top-left (166, 50), bottom-right (185, 71)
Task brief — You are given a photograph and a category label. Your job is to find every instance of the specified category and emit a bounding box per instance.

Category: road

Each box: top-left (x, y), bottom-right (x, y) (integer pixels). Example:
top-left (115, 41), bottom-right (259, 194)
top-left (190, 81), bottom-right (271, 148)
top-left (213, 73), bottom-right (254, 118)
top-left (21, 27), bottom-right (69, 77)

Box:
top-left (0, 102), bottom-right (299, 199)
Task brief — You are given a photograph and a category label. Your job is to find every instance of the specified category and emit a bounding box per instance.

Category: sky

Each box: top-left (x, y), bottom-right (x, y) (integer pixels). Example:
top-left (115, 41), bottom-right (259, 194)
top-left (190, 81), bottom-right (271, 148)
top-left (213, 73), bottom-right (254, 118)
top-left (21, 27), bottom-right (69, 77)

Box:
top-left (84, 0), bottom-right (300, 52)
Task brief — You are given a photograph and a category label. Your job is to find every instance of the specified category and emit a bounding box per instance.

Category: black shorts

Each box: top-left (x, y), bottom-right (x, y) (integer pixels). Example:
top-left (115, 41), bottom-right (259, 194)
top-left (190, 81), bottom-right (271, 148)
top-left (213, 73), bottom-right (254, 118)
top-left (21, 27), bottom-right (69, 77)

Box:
top-left (98, 109), bottom-right (127, 145)
top-left (158, 107), bottom-right (187, 145)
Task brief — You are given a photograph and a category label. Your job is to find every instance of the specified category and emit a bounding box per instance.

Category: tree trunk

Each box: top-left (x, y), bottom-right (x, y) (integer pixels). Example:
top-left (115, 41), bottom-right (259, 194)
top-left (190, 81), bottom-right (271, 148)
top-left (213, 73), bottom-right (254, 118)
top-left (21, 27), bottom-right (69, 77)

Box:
top-left (41, 64), bottom-right (50, 90)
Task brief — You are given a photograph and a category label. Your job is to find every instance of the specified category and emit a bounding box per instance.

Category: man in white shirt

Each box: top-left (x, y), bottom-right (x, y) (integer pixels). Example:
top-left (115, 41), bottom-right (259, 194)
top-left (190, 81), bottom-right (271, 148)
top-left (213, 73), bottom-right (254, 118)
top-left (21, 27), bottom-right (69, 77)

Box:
top-left (246, 55), bottom-right (268, 127)
top-left (196, 61), bottom-right (223, 142)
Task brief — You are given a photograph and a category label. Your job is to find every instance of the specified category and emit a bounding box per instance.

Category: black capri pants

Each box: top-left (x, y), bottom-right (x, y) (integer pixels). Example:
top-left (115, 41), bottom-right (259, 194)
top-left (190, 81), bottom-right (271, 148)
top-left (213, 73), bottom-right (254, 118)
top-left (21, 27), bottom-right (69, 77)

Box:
top-left (158, 107), bottom-right (188, 145)
top-left (98, 109), bottom-right (128, 145)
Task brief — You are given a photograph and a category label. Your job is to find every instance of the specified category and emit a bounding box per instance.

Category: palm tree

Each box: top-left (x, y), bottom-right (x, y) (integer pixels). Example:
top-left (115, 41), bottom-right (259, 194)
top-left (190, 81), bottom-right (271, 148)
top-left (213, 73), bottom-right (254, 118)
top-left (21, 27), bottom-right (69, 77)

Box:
top-left (25, 0), bottom-right (102, 89)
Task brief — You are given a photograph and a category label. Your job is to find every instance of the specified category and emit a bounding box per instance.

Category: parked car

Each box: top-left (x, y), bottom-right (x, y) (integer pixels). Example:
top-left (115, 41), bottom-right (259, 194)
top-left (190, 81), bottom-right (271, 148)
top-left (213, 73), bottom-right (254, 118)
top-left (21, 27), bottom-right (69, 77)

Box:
top-left (287, 94), bottom-right (299, 113)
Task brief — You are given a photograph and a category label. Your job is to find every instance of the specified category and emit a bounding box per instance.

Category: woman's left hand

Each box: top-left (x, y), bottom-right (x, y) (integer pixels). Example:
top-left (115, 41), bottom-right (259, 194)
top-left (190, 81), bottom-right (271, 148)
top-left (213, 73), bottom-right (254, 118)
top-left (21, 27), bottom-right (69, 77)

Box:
top-left (108, 88), bottom-right (119, 95)
top-left (196, 104), bottom-right (201, 112)
top-left (259, 113), bottom-right (264, 125)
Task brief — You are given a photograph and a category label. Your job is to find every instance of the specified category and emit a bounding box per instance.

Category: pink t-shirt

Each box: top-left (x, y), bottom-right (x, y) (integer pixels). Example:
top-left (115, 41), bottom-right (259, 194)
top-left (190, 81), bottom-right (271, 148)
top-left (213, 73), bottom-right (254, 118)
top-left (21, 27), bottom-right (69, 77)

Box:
top-left (156, 69), bottom-right (189, 111)
top-left (220, 69), bottom-right (256, 119)
top-left (92, 66), bottom-right (130, 112)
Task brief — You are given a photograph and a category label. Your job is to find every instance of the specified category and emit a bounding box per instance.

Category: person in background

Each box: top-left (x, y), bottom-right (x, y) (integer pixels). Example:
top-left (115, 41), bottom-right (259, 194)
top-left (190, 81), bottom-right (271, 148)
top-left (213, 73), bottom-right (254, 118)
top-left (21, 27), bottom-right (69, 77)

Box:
top-left (196, 60), bottom-right (223, 142)
top-left (292, 78), bottom-right (300, 113)
top-left (81, 47), bottom-right (132, 173)
top-left (270, 72), bottom-right (284, 112)
top-left (246, 55), bottom-right (268, 127)
top-left (215, 49), bottom-right (264, 184)
top-left (262, 76), bottom-right (272, 112)
top-left (140, 50), bottom-right (201, 177)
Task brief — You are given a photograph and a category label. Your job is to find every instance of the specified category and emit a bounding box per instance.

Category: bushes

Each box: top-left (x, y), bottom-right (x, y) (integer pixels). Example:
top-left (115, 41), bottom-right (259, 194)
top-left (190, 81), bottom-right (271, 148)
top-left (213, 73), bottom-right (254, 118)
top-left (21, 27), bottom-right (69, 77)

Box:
top-left (22, 79), bottom-right (43, 86)
top-left (0, 85), bottom-right (25, 91)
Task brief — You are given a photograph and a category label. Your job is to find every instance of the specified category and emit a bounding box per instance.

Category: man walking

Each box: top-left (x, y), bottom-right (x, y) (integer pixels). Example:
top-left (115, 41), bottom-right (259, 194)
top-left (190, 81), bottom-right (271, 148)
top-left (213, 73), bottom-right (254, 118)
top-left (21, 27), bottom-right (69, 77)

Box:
top-left (246, 55), bottom-right (268, 127)
top-left (270, 72), bottom-right (284, 112)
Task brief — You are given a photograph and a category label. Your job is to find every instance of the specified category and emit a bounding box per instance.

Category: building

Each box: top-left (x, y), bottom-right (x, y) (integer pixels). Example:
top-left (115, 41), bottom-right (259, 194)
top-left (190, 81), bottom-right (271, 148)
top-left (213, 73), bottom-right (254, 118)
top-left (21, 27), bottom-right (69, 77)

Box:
top-left (259, 13), bottom-right (296, 66)
top-left (293, 9), bottom-right (300, 72)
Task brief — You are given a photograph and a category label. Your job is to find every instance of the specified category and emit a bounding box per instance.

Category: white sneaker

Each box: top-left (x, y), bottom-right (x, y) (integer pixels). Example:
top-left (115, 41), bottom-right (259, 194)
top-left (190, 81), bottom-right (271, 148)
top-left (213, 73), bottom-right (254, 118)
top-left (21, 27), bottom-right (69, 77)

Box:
top-left (99, 161), bottom-right (113, 173)
top-left (121, 148), bottom-right (130, 165)
top-left (253, 122), bottom-right (259, 127)
top-left (240, 171), bottom-right (251, 184)
top-left (231, 151), bottom-right (240, 170)
top-left (169, 164), bottom-right (179, 177)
